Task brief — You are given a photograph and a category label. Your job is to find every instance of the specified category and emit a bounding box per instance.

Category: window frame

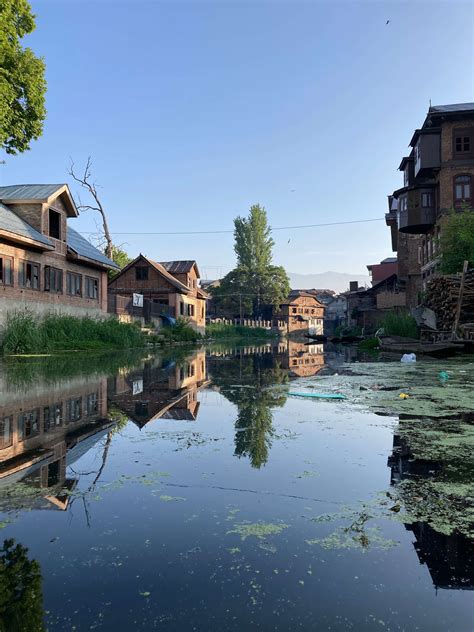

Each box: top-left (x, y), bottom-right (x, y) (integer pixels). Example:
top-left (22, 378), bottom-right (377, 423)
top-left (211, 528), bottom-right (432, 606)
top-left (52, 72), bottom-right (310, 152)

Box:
top-left (453, 174), bottom-right (472, 206)
top-left (0, 256), bottom-right (13, 287)
top-left (135, 266), bottom-right (149, 281)
top-left (85, 276), bottom-right (99, 300)
top-left (453, 129), bottom-right (472, 158)
top-left (421, 192), bottom-right (433, 208)
top-left (44, 266), bottom-right (63, 293)
top-left (0, 416), bottom-right (13, 449)
top-left (66, 271), bottom-right (82, 297)
top-left (19, 260), bottom-right (40, 290)
top-left (18, 408), bottom-right (40, 441)
top-left (48, 208), bottom-right (62, 240)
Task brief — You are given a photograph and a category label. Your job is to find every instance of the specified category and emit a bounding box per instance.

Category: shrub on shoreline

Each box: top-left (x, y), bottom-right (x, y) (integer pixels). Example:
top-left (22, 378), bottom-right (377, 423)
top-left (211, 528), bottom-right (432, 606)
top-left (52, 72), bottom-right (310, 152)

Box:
top-left (206, 323), bottom-right (274, 339)
top-left (1, 309), bottom-right (146, 355)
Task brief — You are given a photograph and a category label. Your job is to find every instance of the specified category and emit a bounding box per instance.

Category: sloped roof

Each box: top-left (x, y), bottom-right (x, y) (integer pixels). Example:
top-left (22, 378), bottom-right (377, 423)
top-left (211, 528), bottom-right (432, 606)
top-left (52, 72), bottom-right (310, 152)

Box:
top-left (429, 103), bottom-right (474, 114)
top-left (67, 228), bottom-right (119, 269)
top-left (0, 184), bottom-right (78, 217)
top-left (159, 260), bottom-right (199, 276)
top-left (0, 202), bottom-right (53, 248)
top-left (110, 255), bottom-right (191, 292)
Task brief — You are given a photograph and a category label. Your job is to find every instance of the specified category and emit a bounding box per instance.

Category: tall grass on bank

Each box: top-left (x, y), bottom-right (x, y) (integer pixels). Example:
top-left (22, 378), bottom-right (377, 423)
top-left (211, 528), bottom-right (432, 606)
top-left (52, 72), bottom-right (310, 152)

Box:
top-left (1, 310), bottom-right (146, 355)
top-left (206, 323), bottom-right (273, 339)
top-left (159, 318), bottom-right (202, 343)
top-left (380, 310), bottom-right (419, 339)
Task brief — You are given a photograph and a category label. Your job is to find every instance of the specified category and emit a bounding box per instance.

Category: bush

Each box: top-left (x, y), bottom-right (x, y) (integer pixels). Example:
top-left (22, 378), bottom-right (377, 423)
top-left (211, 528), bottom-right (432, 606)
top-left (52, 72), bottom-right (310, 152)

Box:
top-left (206, 323), bottom-right (272, 339)
top-left (380, 310), bottom-right (419, 339)
top-left (160, 318), bottom-right (201, 343)
top-left (1, 309), bottom-right (146, 355)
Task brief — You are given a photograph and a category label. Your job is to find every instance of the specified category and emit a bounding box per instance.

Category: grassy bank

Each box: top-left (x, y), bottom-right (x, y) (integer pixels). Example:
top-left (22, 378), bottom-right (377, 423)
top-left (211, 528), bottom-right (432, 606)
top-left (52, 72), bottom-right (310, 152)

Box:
top-left (206, 323), bottom-right (275, 340)
top-left (380, 310), bottom-right (419, 339)
top-left (159, 319), bottom-right (202, 343)
top-left (1, 310), bottom-right (146, 355)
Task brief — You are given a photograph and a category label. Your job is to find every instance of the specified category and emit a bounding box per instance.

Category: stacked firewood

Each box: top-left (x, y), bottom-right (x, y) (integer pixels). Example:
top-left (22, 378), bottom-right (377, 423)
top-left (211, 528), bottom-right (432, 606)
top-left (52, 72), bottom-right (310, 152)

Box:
top-left (425, 270), bottom-right (474, 332)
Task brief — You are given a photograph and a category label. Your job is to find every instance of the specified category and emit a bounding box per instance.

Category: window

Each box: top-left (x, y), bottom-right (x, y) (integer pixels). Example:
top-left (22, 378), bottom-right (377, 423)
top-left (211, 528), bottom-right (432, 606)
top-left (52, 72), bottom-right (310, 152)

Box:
top-left (19, 261), bottom-right (40, 290)
top-left (135, 267), bottom-right (148, 280)
top-left (187, 304), bottom-right (195, 317)
top-left (44, 266), bottom-right (63, 293)
top-left (66, 272), bottom-right (82, 296)
top-left (18, 409), bottom-right (40, 441)
top-left (0, 256), bottom-right (13, 286)
top-left (67, 397), bottom-right (82, 423)
top-left (421, 192), bottom-right (433, 208)
top-left (180, 302), bottom-right (185, 316)
top-left (44, 404), bottom-right (63, 432)
top-left (454, 130), bottom-right (472, 156)
top-left (0, 417), bottom-right (13, 449)
top-left (85, 276), bottom-right (99, 299)
top-left (86, 393), bottom-right (99, 415)
top-left (454, 175), bottom-right (472, 203)
top-left (48, 208), bottom-right (61, 239)
top-left (399, 197), bottom-right (408, 211)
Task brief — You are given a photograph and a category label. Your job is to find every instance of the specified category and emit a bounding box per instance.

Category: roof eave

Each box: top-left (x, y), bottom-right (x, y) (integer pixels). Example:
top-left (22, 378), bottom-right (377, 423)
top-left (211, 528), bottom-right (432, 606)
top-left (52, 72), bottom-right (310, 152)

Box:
top-left (0, 229), bottom-right (54, 251)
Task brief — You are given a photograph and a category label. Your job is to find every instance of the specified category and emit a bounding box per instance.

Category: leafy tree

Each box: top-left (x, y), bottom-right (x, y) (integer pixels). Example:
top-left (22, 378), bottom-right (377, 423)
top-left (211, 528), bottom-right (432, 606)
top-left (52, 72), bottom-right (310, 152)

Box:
top-left (108, 245), bottom-right (132, 278)
top-left (212, 205), bottom-right (290, 317)
top-left (440, 208), bottom-right (474, 274)
top-left (0, 539), bottom-right (45, 631)
top-left (0, 0), bottom-right (46, 154)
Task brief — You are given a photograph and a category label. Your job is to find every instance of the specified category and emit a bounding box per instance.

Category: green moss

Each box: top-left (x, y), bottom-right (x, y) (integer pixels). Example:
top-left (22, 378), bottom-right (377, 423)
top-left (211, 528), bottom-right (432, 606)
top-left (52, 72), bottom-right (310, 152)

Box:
top-left (227, 521), bottom-right (288, 541)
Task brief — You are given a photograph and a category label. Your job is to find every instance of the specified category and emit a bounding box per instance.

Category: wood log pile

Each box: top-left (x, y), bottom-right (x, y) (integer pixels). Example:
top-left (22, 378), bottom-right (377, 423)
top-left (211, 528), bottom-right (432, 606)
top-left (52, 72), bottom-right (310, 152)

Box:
top-left (425, 270), bottom-right (474, 335)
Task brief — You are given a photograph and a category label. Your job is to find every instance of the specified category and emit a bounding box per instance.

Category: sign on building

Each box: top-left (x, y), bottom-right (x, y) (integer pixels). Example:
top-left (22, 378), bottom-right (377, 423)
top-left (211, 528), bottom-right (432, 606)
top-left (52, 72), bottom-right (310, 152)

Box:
top-left (132, 293), bottom-right (144, 307)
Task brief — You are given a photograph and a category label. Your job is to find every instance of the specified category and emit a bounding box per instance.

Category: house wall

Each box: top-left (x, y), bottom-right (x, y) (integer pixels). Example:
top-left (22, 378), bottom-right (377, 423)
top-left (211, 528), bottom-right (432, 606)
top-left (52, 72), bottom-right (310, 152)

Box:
top-left (369, 261), bottom-right (398, 285)
top-left (0, 241), bottom-right (108, 328)
top-left (276, 296), bottom-right (325, 335)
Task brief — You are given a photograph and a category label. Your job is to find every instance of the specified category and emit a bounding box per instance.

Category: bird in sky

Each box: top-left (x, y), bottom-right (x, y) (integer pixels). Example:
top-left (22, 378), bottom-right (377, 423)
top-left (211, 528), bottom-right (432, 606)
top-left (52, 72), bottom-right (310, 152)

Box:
top-left (287, 239), bottom-right (291, 244)
top-left (386, 19), bottom-right (390, 25)
top-left (290, 189), bottom-right (296, 192)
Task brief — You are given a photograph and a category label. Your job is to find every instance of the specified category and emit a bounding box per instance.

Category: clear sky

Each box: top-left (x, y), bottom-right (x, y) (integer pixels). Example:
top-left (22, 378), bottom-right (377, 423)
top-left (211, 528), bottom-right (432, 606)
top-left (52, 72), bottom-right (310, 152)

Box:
top-left (2, 0), bottom-right (473, 279)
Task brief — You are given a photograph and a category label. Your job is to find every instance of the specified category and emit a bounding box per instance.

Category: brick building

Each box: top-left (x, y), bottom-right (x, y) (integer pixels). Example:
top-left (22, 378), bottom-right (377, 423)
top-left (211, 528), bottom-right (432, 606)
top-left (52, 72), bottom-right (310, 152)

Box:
top-left (108, 255), bottom-right (207, 333)
top-left (367, 257), bottom-right (398, 285)
top-left (273, 290), bottom-right (325, 336)
top-left (386, 103), bottom-right (474, 306)
top-left (0, 184), bottom-right (119, 327)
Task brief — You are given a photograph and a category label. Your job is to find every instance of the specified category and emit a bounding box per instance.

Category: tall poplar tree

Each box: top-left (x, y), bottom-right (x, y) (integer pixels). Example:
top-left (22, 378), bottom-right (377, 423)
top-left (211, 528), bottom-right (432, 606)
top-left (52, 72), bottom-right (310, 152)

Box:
top-left (213, 204), bottom-right (290, 317)
top-left (0, 0), bottom-right (47, 154)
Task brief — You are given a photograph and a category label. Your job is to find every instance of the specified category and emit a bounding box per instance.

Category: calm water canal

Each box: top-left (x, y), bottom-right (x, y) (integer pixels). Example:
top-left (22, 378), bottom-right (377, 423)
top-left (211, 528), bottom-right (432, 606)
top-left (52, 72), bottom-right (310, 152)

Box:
top-left (0, 342), bottom-right (472, 631)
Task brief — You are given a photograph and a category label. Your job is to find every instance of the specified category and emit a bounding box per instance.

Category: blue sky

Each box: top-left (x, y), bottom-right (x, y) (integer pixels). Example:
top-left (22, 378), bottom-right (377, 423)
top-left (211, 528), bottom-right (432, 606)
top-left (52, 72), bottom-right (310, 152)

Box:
top-left (3, 0), bottom-right (473, 279)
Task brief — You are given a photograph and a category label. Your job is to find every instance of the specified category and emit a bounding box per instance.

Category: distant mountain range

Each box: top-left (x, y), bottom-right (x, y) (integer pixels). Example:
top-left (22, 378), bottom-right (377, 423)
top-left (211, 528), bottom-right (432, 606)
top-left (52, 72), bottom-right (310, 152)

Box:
top-left (288, 271), bottom-right (370, 294)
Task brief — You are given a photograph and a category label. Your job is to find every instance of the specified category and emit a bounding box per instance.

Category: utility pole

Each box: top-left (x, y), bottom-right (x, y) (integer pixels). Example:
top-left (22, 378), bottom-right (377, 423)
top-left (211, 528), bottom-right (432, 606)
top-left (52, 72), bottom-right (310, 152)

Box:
top-left (239, 293), bottom-right (243, 324)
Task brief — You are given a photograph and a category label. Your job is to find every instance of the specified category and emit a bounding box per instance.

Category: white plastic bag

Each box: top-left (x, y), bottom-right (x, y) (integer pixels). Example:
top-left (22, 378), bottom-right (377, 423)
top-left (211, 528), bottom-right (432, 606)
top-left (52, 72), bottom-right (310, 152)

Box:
top-left (400, 353), bottom-right (416, 363)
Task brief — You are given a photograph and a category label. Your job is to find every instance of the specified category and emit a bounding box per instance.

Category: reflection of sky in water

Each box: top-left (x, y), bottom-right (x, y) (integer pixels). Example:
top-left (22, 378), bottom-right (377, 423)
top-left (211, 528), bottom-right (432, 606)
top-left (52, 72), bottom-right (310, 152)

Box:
top-left (0, 348), bottom-right (472, 631)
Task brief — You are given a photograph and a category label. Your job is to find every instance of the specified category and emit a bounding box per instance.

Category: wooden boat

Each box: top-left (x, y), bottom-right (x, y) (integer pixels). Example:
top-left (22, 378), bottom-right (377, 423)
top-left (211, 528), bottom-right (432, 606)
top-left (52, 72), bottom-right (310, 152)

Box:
top-left (378, 335), bottom-right (464, 357)
top-left (304, 333), bottom-right (327, 343)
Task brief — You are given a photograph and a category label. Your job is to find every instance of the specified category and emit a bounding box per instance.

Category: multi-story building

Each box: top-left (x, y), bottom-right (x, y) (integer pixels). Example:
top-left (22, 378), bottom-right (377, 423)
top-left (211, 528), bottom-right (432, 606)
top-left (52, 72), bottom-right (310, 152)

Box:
top-left (386, 102), bottom-right (474, 306)
top-left (0, 183), bottom-right (119, 326)
top-left (108, 255), bottom-right (207, 333)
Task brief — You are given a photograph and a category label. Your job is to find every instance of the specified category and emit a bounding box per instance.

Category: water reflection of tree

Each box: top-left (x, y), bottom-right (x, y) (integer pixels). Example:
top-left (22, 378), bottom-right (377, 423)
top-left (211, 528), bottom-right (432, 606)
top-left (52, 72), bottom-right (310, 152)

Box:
top-left (0, 539), bottom-right (44, 632)
top-left (209, 353), bottom-right (288, 468)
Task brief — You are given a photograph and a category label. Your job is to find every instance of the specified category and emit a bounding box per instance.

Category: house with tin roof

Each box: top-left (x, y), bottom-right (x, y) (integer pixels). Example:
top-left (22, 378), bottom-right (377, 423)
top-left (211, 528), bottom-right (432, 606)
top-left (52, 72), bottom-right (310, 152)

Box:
top-left (108, 255), bottom-right (207, 333)
top-left (0, 183), bottom-right (119, 326)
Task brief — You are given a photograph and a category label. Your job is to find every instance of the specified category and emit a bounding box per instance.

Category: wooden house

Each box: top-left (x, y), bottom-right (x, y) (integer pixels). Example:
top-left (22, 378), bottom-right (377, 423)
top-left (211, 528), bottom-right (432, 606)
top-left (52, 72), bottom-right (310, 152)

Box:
top-left (274, 290), bottom-right (325, 336)
top-left (108, 255), bottom-right (207, 333)
top-left (0, 183), bottom-right (119, 327)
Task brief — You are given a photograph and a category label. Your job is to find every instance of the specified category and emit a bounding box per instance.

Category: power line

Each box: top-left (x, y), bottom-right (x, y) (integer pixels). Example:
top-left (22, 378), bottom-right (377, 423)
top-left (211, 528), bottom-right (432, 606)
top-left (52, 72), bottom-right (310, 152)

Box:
top-left (78, 217), bottom-right (385, 236)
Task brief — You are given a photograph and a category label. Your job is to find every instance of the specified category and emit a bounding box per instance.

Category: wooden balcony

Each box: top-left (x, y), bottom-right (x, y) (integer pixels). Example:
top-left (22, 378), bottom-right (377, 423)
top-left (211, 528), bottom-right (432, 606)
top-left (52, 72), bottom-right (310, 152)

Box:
top-left (398, 207), bottom-right (435, 234)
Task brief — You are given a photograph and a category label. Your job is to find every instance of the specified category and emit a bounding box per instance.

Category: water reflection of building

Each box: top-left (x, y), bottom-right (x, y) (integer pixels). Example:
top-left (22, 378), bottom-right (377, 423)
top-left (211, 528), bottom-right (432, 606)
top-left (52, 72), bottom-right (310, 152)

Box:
top-left (108, 351), bottom-right (209, 428)
top-left (275, 340), bottom-right (325, 377)
top-left (388, 425), bottom-right (474, 591)
top-left (0, 376), bottom-right (113, 510)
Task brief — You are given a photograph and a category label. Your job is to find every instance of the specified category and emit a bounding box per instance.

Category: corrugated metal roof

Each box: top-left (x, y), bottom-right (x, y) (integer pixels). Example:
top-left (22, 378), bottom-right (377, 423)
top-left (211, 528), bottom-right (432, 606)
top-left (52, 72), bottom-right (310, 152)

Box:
top-left (159, 260), bottom-right (196, 274)
top-left (147, 259), bottom-right (190, 292)
top-left (67, 228), bottom-right (120, 269)
top-left (430, 103), bottom-right (474, 113)
top-left (0, 184), bottom-right (65, 200)
top-left (0, 202), bottom-right (53, 247)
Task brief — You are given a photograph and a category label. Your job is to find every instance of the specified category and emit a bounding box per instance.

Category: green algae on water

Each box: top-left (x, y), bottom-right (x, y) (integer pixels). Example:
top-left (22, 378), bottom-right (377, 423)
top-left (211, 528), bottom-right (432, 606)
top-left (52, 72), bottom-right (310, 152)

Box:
top-left (227, 521), bottom-right (289, 541)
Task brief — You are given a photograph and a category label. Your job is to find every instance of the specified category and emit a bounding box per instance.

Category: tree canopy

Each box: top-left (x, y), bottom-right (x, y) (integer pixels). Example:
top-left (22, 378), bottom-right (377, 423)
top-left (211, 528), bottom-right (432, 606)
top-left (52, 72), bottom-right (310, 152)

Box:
top-left (212, 205), bottom-right (290, 317)
top-left (0, 0), bottom-right (47, 154)
top-left (440, 208), bottom-right (474, 274)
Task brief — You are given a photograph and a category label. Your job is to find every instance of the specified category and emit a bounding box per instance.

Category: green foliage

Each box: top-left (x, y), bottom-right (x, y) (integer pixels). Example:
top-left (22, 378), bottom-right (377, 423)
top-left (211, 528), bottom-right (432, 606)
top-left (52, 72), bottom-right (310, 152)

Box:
top-left (1, 309), bottom-right (146, 354)
top-left (440, 208), bottom-right (474, 274)
top-left (0, 539), bottom-right (45, 631)
top-left (0, 0), bottom-right (47, 154)
top-left (380, 310), bottom-right (419, 339)
top-left (108, 246), bottom-right (132, 279)
top-left (358, 337), bottom-right (379, 351)
top-left (212, 205), bottom-right (290, 316)
top-left (159, 318), bottom-right (201, 343)
top-left (206, 323), bottom-right (273, 340)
